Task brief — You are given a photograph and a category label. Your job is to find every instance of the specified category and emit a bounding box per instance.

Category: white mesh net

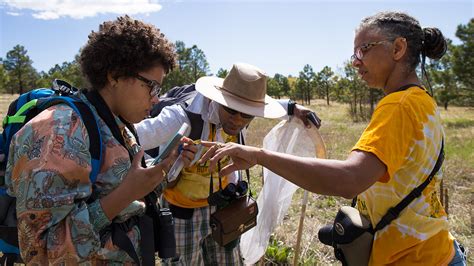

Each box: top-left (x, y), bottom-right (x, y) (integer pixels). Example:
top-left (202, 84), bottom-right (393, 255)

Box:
top-left (240, 118), bottom-right (326, 264)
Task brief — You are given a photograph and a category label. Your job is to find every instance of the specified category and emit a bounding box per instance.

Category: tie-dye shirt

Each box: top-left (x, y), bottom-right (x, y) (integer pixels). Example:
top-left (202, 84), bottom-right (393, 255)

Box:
top-left (353, 86), bottom-right (454, 265)
top-left (5, 93), bottom-right (145, 265)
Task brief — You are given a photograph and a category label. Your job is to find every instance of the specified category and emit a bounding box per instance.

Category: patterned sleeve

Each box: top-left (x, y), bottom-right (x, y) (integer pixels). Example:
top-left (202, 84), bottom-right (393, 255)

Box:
top-left (5, 105), bottom-right (111, 263)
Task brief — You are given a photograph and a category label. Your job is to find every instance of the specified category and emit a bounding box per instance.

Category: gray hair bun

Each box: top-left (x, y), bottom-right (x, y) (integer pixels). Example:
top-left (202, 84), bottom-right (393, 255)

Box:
top-left (423, 27), bottom-right (447, 60)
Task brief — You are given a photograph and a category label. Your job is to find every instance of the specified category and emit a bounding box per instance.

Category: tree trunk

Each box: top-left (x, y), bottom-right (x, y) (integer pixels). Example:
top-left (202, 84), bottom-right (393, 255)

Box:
top-left (326, 85), bottom-right (330, 105)
top-left (369, 89), bottom-right (375, 114)
top-left (18, 71), bottom-right (24, 94)
top-left (193, 63), bottom-right (198, 81)
top-left (444, 101), bottom-right (448, 110)
top-left (352, 89), bottom-right (357, 117)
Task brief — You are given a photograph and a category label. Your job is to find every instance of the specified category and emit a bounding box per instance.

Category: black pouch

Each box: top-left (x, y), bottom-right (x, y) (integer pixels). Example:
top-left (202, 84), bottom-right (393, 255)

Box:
top-left (169, 204), bottom-right (194, 220)
top-left (318, 206), bottom-right (373, 266)
top-left (154, 208), bottom-right (177, 259)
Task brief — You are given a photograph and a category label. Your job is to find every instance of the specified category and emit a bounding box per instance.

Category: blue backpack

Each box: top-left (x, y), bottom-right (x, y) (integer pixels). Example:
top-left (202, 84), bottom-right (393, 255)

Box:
top-left (0, 80), bottom-right (103, 265)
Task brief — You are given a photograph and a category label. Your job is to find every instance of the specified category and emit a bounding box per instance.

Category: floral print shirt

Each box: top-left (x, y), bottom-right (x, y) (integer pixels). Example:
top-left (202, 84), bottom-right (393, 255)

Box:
top-left (5, 93), bottom-right (145, 265)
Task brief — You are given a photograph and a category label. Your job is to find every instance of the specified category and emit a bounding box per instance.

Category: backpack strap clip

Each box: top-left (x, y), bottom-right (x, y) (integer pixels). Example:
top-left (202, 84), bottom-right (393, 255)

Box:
top-left (52, 79), bottom-right (79, 96)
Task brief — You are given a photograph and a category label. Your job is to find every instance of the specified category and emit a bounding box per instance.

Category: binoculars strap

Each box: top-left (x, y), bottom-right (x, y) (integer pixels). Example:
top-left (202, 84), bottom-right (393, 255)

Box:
top-left (207, 126), bottom-right (253, 199)
top-left (209, 124), bottom-right (223, 196)
top-left (238, 132), bottom-right (253, 198)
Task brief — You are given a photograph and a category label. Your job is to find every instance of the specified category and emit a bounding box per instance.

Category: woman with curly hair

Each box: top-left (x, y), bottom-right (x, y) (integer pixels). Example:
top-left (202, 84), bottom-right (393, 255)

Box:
top-left (5, 15), bottom-right (195, 264)
top-left (201, 11), bottom-right (466, 265)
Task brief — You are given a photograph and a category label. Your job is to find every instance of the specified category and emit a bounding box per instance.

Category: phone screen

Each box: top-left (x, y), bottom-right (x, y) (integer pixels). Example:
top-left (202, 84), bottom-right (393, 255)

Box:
top-left (151, 123), bottom-right (189, 166)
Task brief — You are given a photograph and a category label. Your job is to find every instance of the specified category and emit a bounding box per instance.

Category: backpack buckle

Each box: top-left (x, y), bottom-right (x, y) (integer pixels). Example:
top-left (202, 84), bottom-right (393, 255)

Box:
top-left (52, 79), bottom-right (79, 96)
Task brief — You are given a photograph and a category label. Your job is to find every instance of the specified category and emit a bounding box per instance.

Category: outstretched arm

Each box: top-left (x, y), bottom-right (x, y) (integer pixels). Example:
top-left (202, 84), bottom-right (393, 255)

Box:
top-left (200, 142), bottom-right (386, 199)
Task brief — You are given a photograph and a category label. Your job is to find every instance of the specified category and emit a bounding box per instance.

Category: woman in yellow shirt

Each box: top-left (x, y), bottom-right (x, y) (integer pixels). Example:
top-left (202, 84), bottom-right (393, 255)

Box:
top-left (200, 11), bottom-right (466, 265)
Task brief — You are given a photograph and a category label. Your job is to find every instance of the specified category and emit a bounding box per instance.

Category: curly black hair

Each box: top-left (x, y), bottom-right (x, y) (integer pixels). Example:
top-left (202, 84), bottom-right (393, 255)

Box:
top-left (358, 11), bottom-right (447, 71)
top-left (79, 15), bottom-right (176, 90)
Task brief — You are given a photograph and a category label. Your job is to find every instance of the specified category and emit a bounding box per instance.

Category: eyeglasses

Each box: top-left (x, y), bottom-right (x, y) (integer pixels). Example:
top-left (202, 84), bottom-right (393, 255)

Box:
top-left (351, 40), bottom-right (391, 62)
top-left (222, 105), bottom-right (254, 119)
top-left (135, 74), bottom-right (162, 97)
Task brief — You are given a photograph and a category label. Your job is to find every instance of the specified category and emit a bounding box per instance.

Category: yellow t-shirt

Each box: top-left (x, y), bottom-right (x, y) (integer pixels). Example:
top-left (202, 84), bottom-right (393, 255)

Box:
top-left (353, 86), bottom-right (454, 265)
top-left (164, 127), bottom-right (238, 208)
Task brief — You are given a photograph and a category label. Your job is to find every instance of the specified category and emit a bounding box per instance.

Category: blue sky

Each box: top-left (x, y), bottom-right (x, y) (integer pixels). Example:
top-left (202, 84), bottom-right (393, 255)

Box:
top-left (1, 0), bottom-right (472, 77)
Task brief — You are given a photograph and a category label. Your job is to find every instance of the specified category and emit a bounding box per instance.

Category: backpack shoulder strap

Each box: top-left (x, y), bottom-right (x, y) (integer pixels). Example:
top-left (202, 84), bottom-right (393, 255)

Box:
top-left (84, 90), bottom-right (130, 158)
top-left (38, 97), bottom-right (102, 183)
top-left (150, 84), bottom-right (198, 117)
top-left (184, 109), bottom-right (204, 140)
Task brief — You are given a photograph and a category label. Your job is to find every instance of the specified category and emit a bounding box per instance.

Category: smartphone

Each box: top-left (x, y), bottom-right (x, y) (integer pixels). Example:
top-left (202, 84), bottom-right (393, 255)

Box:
top-left (165, 157), bottom-right (185, 183)
top-left (165, 139), bottom-right (202, 183)
top-left (151, 123), bottom-right (189, 166)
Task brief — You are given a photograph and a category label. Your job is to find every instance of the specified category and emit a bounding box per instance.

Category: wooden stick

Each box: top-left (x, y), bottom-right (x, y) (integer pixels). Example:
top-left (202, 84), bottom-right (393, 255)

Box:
top-left (293, 190), bottom-right (309, 265)
top-left (445, 188), bottom-right (449, 215)
top-left (440, 179), bottom-right (444, 205)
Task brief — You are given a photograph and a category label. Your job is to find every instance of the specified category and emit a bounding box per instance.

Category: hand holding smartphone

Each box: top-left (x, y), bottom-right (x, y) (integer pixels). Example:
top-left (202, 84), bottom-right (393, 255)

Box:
top-left (151, 123), bottom-right (190, 166)
top-left (166, 139), bottom-right (201, 185)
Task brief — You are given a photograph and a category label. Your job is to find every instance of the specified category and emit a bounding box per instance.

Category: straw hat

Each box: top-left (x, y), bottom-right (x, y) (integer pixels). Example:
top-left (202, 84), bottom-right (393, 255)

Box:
top-left (195, 63), bottom-right (286, 118)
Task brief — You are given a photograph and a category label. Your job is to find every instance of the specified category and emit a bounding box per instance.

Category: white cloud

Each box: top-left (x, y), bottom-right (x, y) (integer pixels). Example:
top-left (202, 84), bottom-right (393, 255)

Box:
top-left (2, 0), bottom-right (162, 20)
top-left (6, 11), bottom-right (20, 16)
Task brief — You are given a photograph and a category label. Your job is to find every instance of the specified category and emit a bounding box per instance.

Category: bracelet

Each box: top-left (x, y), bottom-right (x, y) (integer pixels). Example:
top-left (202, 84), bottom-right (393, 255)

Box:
top-left (162, 169), bottom-right (168, 181)
top-left (154, 169), bottom-right (168, 195)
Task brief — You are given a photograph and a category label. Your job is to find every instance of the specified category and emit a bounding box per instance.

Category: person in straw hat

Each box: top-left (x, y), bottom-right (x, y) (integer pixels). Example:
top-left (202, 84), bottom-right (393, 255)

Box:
top-left (135, 62), bottom-right (319, 265)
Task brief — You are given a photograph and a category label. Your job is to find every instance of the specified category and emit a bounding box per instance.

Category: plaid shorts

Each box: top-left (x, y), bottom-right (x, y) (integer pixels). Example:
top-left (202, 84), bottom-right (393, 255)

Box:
top-left (161, 199), bottom-right (243, 266)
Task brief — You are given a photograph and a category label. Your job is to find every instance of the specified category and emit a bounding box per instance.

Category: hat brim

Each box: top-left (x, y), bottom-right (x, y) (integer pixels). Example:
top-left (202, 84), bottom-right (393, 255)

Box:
top-left (195, 76), bottom-right (286, 118)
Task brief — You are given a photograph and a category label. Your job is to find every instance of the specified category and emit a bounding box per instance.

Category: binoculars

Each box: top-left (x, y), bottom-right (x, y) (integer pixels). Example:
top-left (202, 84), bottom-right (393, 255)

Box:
top-left (207, 180), bottom-right (248, 208)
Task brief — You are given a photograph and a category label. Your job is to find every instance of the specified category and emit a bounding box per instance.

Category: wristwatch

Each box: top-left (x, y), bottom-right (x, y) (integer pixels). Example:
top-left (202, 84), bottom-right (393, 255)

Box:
top-left (288, 100), bottom-right (296, 116)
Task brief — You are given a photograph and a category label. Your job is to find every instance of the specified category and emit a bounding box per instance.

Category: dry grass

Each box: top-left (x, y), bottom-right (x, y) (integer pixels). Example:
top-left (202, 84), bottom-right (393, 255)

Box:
top-left (0, 94), bottom-right (472, 265)
top-left (0, 94), bottom-right (18, 123)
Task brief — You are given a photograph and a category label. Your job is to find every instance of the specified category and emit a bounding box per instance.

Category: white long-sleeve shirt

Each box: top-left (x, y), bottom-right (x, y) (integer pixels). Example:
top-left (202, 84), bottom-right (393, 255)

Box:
top-left (135, 92), bottom-right (289, 182)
